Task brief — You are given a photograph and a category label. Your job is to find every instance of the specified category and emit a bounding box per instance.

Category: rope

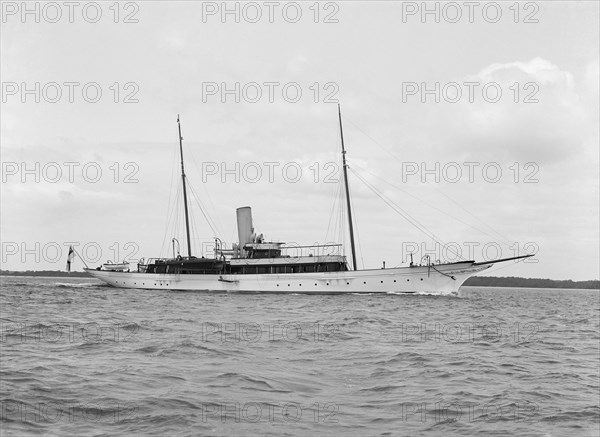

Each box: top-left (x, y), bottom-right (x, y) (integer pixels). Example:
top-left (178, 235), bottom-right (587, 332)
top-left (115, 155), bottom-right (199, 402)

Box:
top-left (187, 177), bottom-right (224, 241)
top-left (160, 178), bottom-right (182, 257)
top-left (341, 114), bottom-right (520, 252)
top-left (72, 246), bottom-right (89, 269)
top-left (349, 160), bottom-right (513, 244)
top-left (349, 187), bottom-right (364, 269)
top-left (431, 263), bottom-right (456, 280)
top-left (325, 178), bottom-right (343, 244)
top-left (160, 147), bottom-right (180, 256)
top-left (349, 167), bottom-right (465, 261)
top-left (186, 143), bottom-right (226, 238)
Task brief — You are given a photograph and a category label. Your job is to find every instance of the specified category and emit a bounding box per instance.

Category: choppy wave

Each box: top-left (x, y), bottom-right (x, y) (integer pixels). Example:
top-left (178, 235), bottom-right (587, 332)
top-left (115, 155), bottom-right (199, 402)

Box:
top-left (1, 278), bottom-right (598, 436)
top-left (54, 282), bottom-right (103, 288)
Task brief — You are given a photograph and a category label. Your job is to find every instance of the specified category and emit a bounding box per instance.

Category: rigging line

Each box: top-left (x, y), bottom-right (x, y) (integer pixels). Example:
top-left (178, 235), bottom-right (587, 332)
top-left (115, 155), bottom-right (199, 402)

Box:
top-left (186, 145), bottom-right (227, 239)
top-left (160, 146), bottom-right (180, 256)
top-left (337, 179), bottom-right (345, 249)
top-left (188, 203), bottom-right (196, 256)
top-left (187, 181), bottom-right (209, 235)
top-left (349, 167), bottom-right (465, 261)
top-left (349, 189), bottom-right (365, 270)
top-left (329, 173), bottom-right (342, 241)
top-left (173, 186), bottom-right (183, 257)
top-left (187, 179), bottom-right (223, 240)
top-left (331, 175), bottom-right (342, 243)
top-left (186, 175), bottom-right (220, 235)
top-left (339, 181), bottom-right (347, 258)
top-left (431, 264), bottom-right (456, 280)
top-left (349, 160), bottom-right (513, 248)
top-left (190, 203), bottom-right (204, 256)
top-left (186, 186), bottom-right (200, 255)
top-left (186, 179), bottom-right (211, 234)
top-left (195, 182), bottom-right (224, 240)
top-left (189, 186), bottom-right (220, 242)
top-left (326, 177), bottom-right (338, 243)
top-left (332, 175), bottom-right (344, 255)
top-left (162, 184), bottom-right (182, 258)
top-left (343, 115), bottom-right (403, 162)
top-left (160, 178), bottom-right (182, 257)
top-left (175, 184), bottom-right (183, 255)
top-left (324, 177), bottom-right (342, 243)
top-left (332, 181), bottom-right (342, 242)
top-left (349, 167), bottom-right (442, 242)
top-left (426, 183), bottom-right (516, 248)
top-left (342, 114), bottom-right (516, 248)
top-left (228, 227), bottom-right (236, 250)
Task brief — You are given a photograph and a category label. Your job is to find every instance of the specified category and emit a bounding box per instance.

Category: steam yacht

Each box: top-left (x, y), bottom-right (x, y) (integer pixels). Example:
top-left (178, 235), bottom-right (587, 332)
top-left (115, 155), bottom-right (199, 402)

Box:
top-left (84, 108), bottom-right (531, 294)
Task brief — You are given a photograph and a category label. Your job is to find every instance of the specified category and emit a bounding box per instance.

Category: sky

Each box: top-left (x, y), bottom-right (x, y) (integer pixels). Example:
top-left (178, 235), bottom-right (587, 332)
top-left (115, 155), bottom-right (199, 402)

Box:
top-left (1, 1), bottom-right (598, 280)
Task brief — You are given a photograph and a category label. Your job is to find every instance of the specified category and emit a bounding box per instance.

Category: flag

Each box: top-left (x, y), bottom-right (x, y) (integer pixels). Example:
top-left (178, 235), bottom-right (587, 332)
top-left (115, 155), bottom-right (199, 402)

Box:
top-left (66, 246), bottom-right (75, 272)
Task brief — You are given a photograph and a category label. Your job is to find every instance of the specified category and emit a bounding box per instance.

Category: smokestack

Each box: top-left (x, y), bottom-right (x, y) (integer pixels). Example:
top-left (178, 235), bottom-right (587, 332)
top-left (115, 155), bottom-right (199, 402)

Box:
top-left (236, 207), bottom-right (254, 255)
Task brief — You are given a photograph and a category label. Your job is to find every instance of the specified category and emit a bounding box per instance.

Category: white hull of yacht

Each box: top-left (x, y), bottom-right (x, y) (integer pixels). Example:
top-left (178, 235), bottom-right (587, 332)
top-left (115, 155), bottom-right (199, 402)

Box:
top-left (85, 261), bottom-right (492, 295)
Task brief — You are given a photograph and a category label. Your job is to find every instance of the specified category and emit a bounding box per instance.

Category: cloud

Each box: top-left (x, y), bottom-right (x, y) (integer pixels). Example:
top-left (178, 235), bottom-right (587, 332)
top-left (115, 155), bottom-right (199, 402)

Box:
top-left (158, 30), bottom-right (187, 52)
top-left (287, 55), bottom-right (309, 75)
top-left (432, 57), bottom-right (593, 164)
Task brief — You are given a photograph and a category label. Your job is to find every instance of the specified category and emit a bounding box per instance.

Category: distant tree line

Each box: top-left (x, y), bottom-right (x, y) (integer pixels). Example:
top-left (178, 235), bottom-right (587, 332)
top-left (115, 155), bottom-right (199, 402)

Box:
top-left (0, 270), bottom-right (90, 278)
top-left (464, 276), bottom-right (599, 289)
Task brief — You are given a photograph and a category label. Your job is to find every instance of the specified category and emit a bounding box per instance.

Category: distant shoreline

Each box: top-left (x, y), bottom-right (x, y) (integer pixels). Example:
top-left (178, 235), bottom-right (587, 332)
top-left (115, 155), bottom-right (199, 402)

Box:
top-left (463, 276), bottom-right (599, 290)
top-left (1, 270), bottom-right (598, 289)
top-left (1, 270), bottom-right (91, 278)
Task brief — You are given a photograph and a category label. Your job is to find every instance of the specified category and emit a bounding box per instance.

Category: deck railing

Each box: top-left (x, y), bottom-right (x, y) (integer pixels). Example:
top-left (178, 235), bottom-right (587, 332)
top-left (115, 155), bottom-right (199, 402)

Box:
top-left (279, 244), bottom-right (342, 258)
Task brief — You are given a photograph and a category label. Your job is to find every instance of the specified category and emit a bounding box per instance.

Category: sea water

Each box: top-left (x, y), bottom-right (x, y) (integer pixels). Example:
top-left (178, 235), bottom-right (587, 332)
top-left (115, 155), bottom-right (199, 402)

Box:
top-left (1, 276), bottom-right (598, 436)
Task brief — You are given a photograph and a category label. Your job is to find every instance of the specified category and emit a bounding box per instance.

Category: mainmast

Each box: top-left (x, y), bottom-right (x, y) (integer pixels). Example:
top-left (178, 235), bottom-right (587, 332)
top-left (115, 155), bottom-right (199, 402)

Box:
top-left (337, 104), bottom-right (357, 271)
top-left (177, 115), bottom-right (192, 258)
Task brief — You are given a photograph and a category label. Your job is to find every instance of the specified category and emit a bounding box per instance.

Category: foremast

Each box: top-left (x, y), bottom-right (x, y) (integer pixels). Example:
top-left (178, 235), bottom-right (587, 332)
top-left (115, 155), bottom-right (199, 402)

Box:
top-left (337, 104), bottom-right (357, 271)
top-left (177, 115), bottom-right (192, 258)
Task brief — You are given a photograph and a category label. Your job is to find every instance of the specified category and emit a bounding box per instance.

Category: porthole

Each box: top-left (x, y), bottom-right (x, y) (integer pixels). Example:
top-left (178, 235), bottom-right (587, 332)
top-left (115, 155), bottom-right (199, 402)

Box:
top-left (315, 283), bottom-right (317, 286)
top-left (363, 281), bottom-right (366, 284)
top-left (346, 282), bottom-right (349, 285)
top-left (277, 284), bottom-right (279, 287)
top-left (407, 279), bottom-right (410, 282)
top-left (394, 280), bottom-right (397, 283)
top-left (420, 278), bottom-right (423, 281)
top-left (380, 280), bottom-right (383, 284)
